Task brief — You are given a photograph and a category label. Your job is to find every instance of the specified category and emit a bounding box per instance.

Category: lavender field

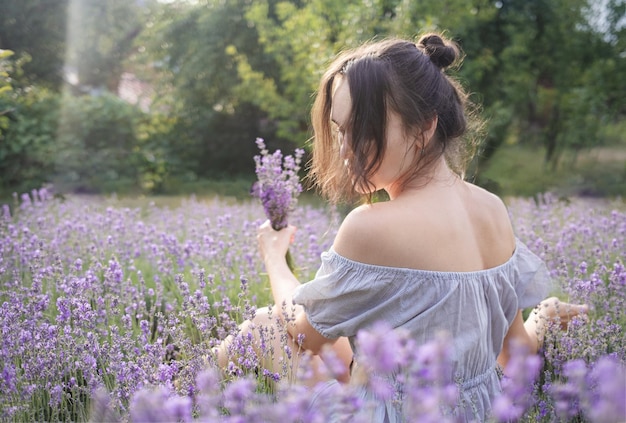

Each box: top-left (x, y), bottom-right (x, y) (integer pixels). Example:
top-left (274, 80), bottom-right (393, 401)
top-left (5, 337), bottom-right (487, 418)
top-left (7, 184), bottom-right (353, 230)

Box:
top-left (1, 189), bottom-right (625, 422)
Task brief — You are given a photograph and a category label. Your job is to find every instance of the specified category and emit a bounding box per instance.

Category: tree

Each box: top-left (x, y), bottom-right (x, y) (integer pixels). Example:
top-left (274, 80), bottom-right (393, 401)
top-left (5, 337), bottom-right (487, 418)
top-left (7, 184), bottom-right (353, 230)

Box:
top-left (0, 51), bottom-right (59, 194)
top-left (54, 93), bottom-right (143, 192)
top-left (0, 49), bottom-right (14, 122)
top-left (136, 0), bottom-right (294, 179)
top-left (65, 0), bottom-right (146, 93)
top-left (400, 0), bottom-right (626, 177)
top-left (231, 0), bottom-right (428, 146)
top-left (468, 0), bottom-right (623, 168)
top-left (230, 0), bottom-right (337, 144)
top-left (0, 0), bottom-right (68, 89)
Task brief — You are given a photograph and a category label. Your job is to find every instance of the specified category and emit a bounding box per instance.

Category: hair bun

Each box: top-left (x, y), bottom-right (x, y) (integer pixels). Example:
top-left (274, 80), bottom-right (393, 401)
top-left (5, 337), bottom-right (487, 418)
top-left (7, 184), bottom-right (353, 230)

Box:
top-left (418, 34), bottom-right (459, 70)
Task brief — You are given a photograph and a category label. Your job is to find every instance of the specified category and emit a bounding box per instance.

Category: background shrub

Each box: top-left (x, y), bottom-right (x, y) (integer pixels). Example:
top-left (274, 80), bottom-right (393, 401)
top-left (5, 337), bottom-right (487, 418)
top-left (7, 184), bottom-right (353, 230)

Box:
top-left (0, 87), bottom-right (59, 194)
top-left (53, 93), bottom-right (143, 193)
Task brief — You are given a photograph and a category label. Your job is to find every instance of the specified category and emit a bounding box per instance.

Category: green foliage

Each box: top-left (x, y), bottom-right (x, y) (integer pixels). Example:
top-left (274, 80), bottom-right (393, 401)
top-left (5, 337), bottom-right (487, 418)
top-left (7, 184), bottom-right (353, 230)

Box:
top-left (480, 144), bottom-right (626, 198)
top-left (467, 0), bottom-right (624, 167)
top-left (1, 0), bottom-right (624, 198)
top-left (135, 0), bottom-right (282, 179)
top-left (134, 112), bottom-right (177, 194)
top-left (0, 0), bottom-right (67, 88)
top-left (0, 49), bottom-right (14, 131)
top-left (232, 0), bottom-right (339, 143)
top-left (0, 87), bottom-right (59, 195)
top-left (54, 93), bottom-right (143, 193)
top-left (65, 0), bottom-right (145, 92)
top-left (0, 49), bottom-right (13, 92)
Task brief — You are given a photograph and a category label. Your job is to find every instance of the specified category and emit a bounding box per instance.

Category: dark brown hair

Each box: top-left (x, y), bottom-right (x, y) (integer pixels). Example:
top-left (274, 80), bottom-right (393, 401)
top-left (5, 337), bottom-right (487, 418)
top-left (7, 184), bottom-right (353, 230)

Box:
top-left (309, 33), bottom-right (480, 204)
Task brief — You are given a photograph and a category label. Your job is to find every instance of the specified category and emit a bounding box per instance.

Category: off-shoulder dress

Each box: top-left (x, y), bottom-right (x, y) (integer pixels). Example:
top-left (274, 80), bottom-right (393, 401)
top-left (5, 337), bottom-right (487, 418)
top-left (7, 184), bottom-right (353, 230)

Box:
top-left (292, 238), bottom-right (551, 422)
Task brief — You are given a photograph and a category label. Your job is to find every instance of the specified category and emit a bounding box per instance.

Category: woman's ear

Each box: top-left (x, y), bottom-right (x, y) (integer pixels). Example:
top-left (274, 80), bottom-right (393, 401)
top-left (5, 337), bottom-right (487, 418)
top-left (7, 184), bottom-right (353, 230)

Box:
top-left (421, 115), bottom-right (438, 146)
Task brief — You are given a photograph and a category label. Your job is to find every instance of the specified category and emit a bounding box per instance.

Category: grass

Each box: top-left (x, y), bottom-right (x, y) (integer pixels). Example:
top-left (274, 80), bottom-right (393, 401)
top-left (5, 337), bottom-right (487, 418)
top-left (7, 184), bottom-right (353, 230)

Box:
top-left (137, 144), bottom-right (626, 204)
top-left (477, 144), bottom-right (626, 198)
top-left (2, 144), bottom-right (625, 208)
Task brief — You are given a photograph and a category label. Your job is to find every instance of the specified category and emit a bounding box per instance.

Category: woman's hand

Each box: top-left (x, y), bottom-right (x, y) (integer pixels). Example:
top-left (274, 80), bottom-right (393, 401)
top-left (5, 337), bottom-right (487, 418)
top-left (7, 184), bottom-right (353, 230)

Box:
top-left (500, 297), bottom-right (589, 368)
top-left (534, 296), bottom-right (589, 330)
top-left (524, 296), bottom-right (589, 351)
top-left (257, 220), bottom-right (296, 265)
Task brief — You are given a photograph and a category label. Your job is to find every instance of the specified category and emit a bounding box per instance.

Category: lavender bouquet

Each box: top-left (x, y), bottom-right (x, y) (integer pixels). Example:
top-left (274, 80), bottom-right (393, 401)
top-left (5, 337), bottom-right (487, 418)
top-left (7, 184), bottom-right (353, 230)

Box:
top-left (252, 137), bottom-right (304, 272)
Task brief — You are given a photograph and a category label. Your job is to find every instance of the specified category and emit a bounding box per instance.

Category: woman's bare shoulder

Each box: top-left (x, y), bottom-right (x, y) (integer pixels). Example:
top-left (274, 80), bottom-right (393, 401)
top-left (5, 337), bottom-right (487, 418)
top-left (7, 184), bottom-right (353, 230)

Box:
top-left (332, 203), bottom-right (391, 262)
top-left (332, 184), bottom-right (516, 269)
top-left (464, 182), bottom-right (516, 249)
top-left (465, 181), bottom-right (507, 207)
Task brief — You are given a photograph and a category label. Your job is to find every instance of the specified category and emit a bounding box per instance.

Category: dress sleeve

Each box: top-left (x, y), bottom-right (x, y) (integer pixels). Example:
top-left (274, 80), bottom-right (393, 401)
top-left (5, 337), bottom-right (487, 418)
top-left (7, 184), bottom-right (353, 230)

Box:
top-left (292, 250), bottom-right (416, 339)
top-left (512, 239), bottom-right (554, 309)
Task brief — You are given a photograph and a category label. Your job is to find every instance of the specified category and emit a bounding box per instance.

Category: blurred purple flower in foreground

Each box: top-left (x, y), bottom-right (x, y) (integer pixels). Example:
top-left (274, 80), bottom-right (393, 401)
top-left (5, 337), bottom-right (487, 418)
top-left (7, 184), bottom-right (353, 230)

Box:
top-left (130, 385), bottom-right (192, 423)
top-left (550, 355), bottom-right (626, 423)
top-left (493, 339), bottom-right (543, 422)
top-left (252, 137), bottom-right (304, 231)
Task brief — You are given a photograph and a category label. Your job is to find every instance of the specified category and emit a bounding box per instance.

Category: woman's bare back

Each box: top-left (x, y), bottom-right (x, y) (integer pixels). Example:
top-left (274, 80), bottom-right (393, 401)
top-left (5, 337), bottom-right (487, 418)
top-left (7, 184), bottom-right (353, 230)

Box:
top-left (333, 180), bottom-right (516, 273)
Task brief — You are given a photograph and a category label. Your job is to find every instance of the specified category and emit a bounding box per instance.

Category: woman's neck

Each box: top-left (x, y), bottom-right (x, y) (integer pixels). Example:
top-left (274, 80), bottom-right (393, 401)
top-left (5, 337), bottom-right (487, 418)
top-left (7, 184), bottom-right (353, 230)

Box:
top-left (386, 158), bottom-right (460, 200)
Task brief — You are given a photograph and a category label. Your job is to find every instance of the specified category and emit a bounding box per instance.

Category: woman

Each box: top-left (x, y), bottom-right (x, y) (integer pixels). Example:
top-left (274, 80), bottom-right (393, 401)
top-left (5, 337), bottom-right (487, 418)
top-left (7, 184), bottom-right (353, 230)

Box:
top-left (219, 34), bottom-right (586, 422)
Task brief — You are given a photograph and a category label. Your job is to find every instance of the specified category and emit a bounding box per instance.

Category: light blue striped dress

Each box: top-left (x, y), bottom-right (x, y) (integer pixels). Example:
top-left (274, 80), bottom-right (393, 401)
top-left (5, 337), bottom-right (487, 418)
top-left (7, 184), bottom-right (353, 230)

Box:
top-left (292, 238), bottom-right (551, 422)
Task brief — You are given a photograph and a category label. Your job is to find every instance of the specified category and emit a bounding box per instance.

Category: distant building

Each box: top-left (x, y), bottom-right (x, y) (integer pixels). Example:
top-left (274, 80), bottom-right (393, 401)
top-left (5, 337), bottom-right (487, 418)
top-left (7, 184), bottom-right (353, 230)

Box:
top-left (117, 72), bottom-right (154, 112)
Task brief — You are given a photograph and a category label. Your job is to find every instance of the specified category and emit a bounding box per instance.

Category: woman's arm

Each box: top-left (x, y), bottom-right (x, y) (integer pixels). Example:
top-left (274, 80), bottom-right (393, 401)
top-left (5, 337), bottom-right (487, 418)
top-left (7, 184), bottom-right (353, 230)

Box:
top-left (257, 220), bottom-right (301, 312)
top-left (257, 220), bottom-right (335, 354)
top-left (497, 310), bottom-right (536, 369)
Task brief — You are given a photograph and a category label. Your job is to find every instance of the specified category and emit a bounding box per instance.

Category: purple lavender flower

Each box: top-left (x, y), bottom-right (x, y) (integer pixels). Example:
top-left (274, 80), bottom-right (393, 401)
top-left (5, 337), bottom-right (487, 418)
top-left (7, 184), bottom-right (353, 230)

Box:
top-left (353, 324), bottom-right (460, 420)
top-left (492, 339), bottom-right (543, 422)
top-left (253, 137), bottom-right (304, 231)
top-left (551, 355), bottom-right (626, 423)
top-left (163, 395), bottom-right (192, 422)
top-left (550, 359), bottom-right (587, 420)
top-left (259, 185), bottom-right (292, 231)
top-left (222, 377), bottom-right (257, 416)
top-left (402, 333), bottom-right (459, 421)
top-left (1, 364), bottom-right (17, 394)
top-left (2, 188), bottom-right (625, 422)
top-left (89, 387), bottom-right (121, 423)
top-left (356, 321), bottom-right (407, 374)
top-left (130, 386), bottom-right (182, 422)
top-left (585, 356), bottom-right (626, 423)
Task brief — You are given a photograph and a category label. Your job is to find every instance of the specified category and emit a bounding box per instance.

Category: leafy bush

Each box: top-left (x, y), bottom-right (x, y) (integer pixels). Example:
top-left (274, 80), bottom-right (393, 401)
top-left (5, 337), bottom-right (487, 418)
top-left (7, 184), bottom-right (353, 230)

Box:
top-left (54, 93), bottom-right (144, 193)
top-left (0, 87), bottom-right (59, 195)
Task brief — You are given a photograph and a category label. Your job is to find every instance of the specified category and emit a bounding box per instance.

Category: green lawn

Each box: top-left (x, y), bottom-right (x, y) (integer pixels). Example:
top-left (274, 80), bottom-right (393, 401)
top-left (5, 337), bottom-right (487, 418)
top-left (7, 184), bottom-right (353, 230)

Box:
top-left (478, 144), bottom-right (626, 198)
